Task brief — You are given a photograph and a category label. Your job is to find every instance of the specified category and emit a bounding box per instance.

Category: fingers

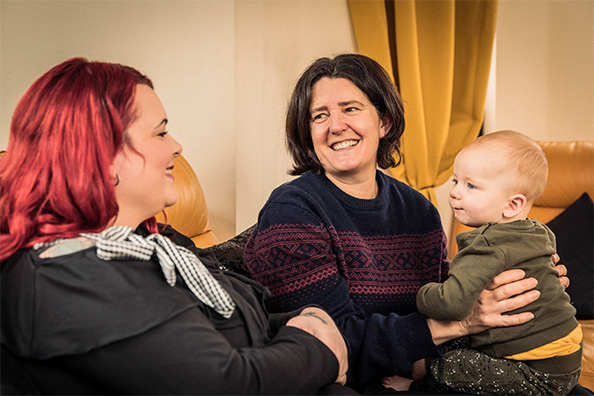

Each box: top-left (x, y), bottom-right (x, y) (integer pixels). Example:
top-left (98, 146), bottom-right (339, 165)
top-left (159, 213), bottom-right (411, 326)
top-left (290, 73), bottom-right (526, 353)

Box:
top-left (487, 269), bottom-right (526, 290)
top-left (553, 264), bottom-right (570, 288)
top-left (554, 263), bottom-right (566, 276)
top-left (500, 289), bottom-right (540, 311)
top-left (559, 276), bottom-right (570, 288)
top-left (463, 273), bottom-right (540, 335)
top-left (488, 276), bottom-right (538, 301)
top-left (499, 311), bottom-right (535, 326)
top-left (477, 290), bottom-right (538, 329)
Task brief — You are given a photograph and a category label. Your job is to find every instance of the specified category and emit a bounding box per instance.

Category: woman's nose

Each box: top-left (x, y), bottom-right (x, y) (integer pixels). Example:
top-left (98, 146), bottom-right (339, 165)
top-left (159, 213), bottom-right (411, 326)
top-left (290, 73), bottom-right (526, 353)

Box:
top-left (328, 112), bottom-right (346, 134)
top-left (170, 135), bottom-right (183, 157)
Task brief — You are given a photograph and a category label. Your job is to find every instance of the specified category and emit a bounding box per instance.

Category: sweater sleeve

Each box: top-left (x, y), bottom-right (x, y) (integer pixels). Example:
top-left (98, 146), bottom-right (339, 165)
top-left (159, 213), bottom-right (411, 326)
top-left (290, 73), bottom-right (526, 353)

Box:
top-left (417, 233), bottom-right (506, 321)
top-left (245, 201), bottom-right (440, 386)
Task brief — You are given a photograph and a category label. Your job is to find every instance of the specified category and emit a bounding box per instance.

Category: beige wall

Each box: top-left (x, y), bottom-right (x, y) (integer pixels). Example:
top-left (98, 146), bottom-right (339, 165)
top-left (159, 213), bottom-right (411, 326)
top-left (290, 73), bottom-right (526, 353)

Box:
top-left (0, 0), bottom-right (238, 240)
top-left (437, 0), bottom-right (594, 240)
top-left (494, 0), bottom-right (593, 141)
top-left (234, 1), bottom-right (356, 233)
top-left (0, 0), bottom-right (355, 241)
top-left (1, 0), bottom-right (592, 242)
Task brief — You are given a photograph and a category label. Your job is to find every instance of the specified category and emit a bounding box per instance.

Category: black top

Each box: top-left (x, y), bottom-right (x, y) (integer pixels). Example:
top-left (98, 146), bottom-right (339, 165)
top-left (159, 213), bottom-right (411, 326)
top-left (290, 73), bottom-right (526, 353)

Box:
top-left (1, 226), bottom-right (340, 395)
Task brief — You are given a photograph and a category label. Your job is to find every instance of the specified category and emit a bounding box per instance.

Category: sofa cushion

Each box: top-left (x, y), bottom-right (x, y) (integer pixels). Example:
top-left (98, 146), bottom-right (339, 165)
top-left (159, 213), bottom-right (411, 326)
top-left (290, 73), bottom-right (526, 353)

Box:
top-left (205, 225), bottom-right (256, 278)
top-left (546, 193), bottom-right (594, 320)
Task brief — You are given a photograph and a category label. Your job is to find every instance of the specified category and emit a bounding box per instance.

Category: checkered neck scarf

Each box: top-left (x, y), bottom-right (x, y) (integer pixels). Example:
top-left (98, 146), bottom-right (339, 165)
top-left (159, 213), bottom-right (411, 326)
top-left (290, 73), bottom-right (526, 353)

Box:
top-left (38, 226), bottom-right (236, 319)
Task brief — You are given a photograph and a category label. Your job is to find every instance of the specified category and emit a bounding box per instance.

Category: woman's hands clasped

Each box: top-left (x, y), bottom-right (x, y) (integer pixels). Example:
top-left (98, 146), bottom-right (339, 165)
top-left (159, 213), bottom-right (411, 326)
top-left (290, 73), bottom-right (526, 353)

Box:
top-left (286, 307), bottom-right (349, 385)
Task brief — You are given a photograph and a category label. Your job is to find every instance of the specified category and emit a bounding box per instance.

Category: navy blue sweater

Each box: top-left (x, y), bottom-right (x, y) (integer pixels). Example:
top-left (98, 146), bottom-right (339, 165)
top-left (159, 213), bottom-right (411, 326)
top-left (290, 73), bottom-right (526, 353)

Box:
top-left (245, 170), bottom-right (450, 387)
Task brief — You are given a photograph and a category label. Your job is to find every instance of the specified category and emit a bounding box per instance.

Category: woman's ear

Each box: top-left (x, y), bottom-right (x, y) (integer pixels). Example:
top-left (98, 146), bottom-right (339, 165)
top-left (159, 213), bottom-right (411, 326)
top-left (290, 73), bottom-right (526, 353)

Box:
top-left (503, 194), bottom-right (527, 219)
top-left (379, 115), bottom-right (392, 138)
top-left (109, 164), bottom-right (119, 186)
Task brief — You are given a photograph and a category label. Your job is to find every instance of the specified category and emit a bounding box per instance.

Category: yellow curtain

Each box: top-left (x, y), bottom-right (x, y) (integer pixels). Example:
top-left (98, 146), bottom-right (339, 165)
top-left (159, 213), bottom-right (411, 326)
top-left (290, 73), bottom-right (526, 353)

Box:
top-left (347, 0), bottom-right (498, 206)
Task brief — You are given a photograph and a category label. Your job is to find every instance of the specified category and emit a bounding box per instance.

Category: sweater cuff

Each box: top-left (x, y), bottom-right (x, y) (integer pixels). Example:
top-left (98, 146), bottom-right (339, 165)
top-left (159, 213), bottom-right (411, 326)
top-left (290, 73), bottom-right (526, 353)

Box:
top-left (405, 312), bottom-right (442, 362)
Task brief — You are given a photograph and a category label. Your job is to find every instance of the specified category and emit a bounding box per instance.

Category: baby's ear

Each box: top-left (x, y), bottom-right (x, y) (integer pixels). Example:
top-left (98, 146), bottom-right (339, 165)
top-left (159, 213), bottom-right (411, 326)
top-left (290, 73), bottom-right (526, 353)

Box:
top-left (503, 194), bottom-right (527, 218)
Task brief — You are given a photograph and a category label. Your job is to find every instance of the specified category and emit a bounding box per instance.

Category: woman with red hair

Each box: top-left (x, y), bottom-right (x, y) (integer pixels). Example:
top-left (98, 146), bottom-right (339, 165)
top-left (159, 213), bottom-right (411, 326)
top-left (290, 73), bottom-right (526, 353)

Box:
top-left (0, 58), bottom-right (350, 395)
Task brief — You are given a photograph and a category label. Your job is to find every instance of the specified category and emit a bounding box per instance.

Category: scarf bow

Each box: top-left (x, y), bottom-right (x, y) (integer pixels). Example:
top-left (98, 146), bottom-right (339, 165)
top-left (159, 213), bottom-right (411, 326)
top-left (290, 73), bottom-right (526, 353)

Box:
top-left (78, 226), bottom-right (235, 318)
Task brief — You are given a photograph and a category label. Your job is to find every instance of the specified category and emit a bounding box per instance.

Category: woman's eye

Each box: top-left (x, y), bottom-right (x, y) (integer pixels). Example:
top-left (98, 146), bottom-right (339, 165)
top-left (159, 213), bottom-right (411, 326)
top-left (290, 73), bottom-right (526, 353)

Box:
top-left (452, 179), bottom-right (458, 185)
top-left (158, 131), bottom-right (169, 137)
top-left (345, 107), bottom-right (359, 113)
top-left (311, 113), bottom-right (327, 123)
top-left (467, 183), bottom-right (476, 189)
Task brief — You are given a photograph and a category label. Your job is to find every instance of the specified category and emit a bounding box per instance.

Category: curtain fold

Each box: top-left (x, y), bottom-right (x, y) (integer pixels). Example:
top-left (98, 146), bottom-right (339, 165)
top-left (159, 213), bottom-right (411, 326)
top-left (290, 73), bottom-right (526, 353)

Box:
top-left (348, 0), bottom-right (498, 206)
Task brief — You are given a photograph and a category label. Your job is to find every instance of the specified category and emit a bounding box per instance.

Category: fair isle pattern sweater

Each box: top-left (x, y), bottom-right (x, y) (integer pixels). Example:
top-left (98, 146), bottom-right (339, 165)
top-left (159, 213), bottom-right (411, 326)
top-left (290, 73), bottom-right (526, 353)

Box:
top-left (244, 171), bottom-right (450, 387)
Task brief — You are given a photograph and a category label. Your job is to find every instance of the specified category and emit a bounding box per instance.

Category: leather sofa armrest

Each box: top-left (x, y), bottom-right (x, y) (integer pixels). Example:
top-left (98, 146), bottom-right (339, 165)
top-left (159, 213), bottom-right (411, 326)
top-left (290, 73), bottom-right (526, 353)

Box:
top-left (155, 155), bottom-right (218, 246)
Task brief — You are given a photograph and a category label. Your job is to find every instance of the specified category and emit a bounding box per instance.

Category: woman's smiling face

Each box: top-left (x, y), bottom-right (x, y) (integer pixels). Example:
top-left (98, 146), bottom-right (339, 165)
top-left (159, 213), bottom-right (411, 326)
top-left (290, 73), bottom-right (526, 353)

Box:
top-left (309, 77), bottom-right (389, 185)
top-left (112, 84), bottom-right (182, 227)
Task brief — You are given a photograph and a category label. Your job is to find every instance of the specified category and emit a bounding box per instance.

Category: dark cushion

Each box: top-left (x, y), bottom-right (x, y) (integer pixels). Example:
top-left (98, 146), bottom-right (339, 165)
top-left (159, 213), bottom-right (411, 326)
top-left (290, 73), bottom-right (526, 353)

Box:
top-left (205, 224), bottom-right (256, 278)
top-left (546, 193), bottom-right (594, 319)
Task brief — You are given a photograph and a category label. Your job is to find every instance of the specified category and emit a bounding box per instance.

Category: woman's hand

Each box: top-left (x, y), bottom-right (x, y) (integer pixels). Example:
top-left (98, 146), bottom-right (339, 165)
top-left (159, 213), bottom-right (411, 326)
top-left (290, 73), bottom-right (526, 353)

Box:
top-left (459, 269), bottom-right (540, 335)
top-left (466, 255), bottom-right (567, 332)
top-left (286, 307), bottom-right (349, 385)
top-left (427, 269), bottom-right (539, 345)
top-left (552, 254), bottom-right (570, 288)
top-left (427, 254), bottom-right (569, 345)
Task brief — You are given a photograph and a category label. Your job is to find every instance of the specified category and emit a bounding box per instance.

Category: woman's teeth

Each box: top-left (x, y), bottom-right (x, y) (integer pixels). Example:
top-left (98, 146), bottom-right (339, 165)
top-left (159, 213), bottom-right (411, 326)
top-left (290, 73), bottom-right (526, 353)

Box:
top-left (332, 140), bottom-right (358, 151)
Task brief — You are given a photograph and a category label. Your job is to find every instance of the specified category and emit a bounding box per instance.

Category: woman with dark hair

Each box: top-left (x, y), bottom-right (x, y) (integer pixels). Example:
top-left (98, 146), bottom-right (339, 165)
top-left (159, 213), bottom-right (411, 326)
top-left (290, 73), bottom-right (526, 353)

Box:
top-left (244, 54), bottom-right (566, 391)
top-left (285, 54), bottom-right (404, 175)
top-left (0, 57), bottom-right (350, 395)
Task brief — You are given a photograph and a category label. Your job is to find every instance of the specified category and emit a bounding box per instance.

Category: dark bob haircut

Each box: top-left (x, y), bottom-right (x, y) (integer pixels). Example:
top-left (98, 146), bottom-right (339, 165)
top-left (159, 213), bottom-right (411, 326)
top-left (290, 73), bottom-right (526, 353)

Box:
top-left (285, 53), bottom-right (405, 175)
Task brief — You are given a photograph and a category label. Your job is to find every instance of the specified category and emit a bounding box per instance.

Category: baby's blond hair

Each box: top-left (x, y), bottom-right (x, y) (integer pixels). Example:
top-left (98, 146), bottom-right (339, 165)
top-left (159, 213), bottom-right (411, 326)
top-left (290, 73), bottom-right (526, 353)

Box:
top-left (461, 130), bottom-right (548, 203)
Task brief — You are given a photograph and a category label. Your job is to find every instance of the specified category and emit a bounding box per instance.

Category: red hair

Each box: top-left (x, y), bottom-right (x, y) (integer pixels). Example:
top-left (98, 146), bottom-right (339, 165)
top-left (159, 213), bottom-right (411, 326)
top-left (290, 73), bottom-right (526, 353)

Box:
top-left (0, 58), bottom-right (155, 262)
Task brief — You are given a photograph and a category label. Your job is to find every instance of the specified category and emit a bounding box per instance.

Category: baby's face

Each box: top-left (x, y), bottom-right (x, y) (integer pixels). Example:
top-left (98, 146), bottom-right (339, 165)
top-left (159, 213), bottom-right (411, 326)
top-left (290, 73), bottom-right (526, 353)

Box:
top-left (449, 146), bottom-right (515, 227)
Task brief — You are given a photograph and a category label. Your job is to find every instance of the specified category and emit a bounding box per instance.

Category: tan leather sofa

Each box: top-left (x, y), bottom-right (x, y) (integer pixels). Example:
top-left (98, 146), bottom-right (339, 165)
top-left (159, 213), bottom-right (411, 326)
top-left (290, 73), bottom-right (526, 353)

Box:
top-left (156, 155), bottom-right (218, 248)
top-left (449, 141), bottom-right (593, 390)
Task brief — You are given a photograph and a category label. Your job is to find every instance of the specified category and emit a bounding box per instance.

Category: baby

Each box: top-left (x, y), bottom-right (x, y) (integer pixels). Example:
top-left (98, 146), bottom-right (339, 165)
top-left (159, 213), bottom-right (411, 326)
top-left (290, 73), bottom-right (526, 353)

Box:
top-left (383, 130), bottom-right (582, 395)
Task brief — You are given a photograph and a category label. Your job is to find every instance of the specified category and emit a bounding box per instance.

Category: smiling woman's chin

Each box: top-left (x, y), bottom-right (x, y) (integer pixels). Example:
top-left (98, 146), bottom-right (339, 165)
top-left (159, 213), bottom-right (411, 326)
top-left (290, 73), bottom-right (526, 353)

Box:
top-left (163, 202), bottom-right (176, 210)
top-left (164, 193), bottom-right (179, 209)
top-left (146, 196), bottom-right (178, 221)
